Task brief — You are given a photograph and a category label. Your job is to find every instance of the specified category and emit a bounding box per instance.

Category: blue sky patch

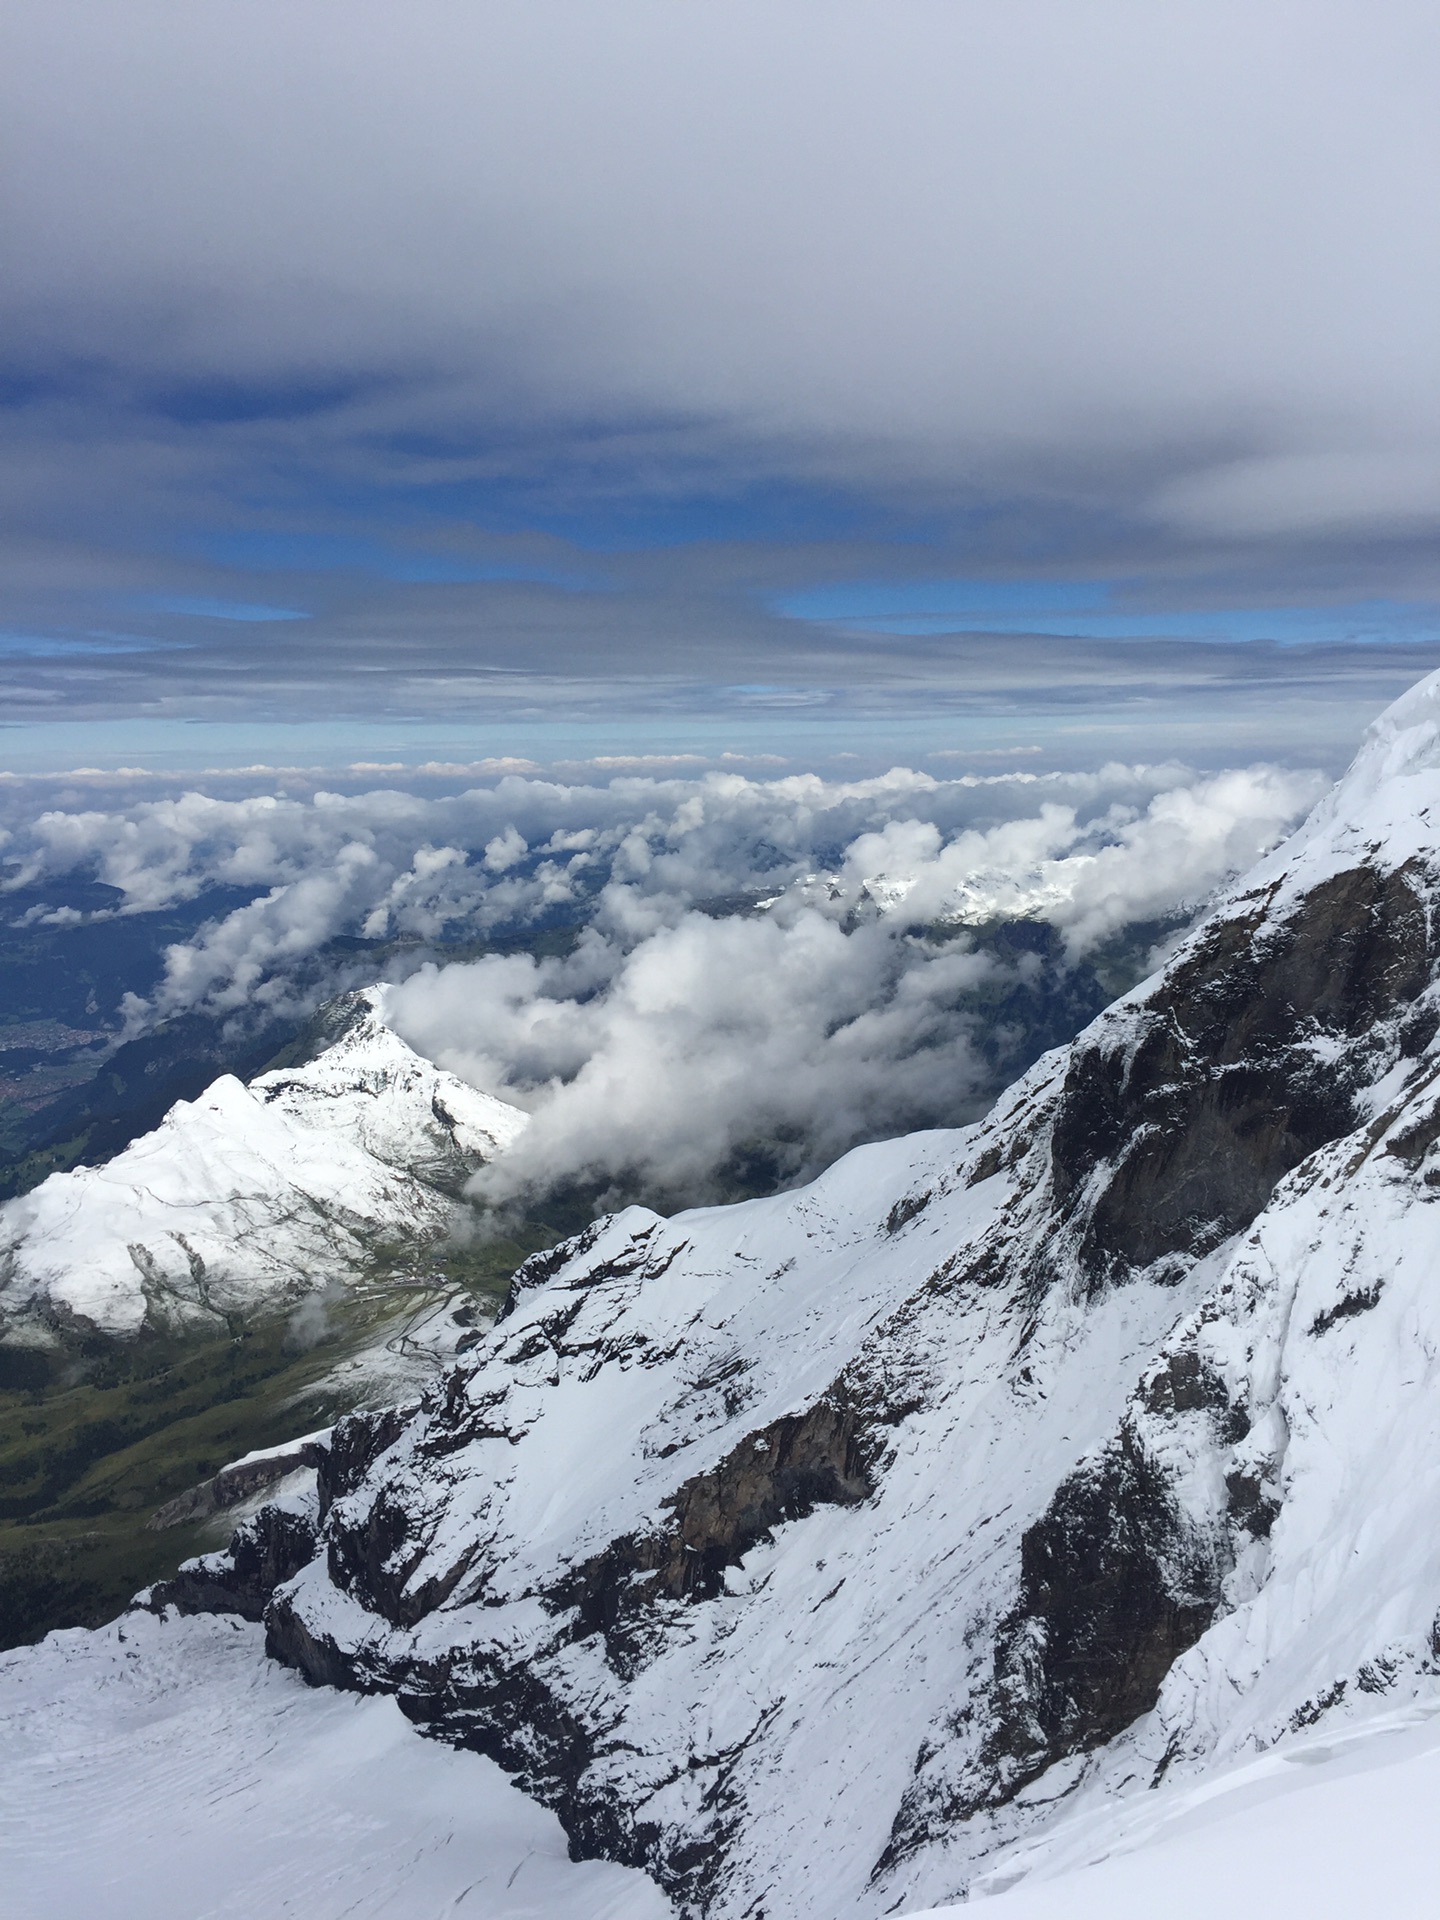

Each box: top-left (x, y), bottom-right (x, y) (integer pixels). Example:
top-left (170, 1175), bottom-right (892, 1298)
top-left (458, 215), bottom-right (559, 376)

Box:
top-left (774, 582), bottom-right (1440, 647)
top-left (185, 529), bottom-right (600, 590)
top-left (133, 595), bottom-right (312, 623)
top-left (0, 630), bottom-right (184, 658)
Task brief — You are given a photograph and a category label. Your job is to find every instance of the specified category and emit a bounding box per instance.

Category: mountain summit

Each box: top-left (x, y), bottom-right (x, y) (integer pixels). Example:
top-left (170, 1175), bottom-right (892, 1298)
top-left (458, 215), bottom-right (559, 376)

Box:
top-left (151, 671), bottom-right (1440, 1915)
top-left (0, 988), bottom-right (527, 1339)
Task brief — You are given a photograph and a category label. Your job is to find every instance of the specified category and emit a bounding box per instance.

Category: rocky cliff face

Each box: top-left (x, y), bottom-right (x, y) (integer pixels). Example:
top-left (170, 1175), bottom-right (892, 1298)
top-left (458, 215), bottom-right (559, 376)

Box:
top-left (183, 674), bottom-right (1440, 1917)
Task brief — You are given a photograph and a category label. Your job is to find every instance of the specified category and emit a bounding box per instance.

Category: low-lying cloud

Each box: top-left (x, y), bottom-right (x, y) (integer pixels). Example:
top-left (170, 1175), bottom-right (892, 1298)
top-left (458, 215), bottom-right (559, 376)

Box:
top-left (378, 764), bottom-right (1319, 1202)
top-left (389, 910), bottom-right (999, 1206)
top-left (2, 757), bottom-right (1322, 1202)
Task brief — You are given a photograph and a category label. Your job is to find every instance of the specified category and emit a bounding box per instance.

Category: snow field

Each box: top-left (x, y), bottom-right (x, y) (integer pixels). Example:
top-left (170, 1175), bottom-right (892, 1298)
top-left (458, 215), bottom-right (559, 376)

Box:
top-left (0, 1607), bottom-right (671, 1920)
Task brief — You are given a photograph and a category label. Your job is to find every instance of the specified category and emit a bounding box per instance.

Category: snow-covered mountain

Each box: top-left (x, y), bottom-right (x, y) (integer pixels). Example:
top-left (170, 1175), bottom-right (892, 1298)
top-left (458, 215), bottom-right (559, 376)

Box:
top-left (0, 989), bottom-right (527, 1338)
top-left (147, 668), bottom-right (1440, 1918)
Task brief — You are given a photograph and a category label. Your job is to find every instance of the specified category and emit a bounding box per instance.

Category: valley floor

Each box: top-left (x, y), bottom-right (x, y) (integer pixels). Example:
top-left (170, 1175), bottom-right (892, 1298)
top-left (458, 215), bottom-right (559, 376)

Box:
top-left (0, 1608), bottom-right (672, 1920)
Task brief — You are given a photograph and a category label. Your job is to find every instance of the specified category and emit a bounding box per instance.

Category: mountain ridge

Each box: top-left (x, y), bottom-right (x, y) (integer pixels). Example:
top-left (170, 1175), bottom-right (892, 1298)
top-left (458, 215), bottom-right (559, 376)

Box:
top-left (156, 669), bottom-right (1440, 1917)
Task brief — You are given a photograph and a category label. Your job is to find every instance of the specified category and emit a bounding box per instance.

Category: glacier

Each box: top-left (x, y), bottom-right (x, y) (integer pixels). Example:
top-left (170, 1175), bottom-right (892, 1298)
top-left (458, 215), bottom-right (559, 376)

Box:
top-left (0, 1605), bottom-right (669, 1920)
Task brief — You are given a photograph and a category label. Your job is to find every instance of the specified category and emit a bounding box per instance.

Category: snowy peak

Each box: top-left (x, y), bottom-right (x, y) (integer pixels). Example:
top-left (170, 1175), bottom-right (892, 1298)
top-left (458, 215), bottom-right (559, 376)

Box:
top-left (1234, 663), bottom-right (1440, 903)
top-left (184, 671), bottom-right (1440, 1918)
top-left (0, 989), bottom-right (527, 1338)
top-left (252, 987), bottom-right (527, 1187)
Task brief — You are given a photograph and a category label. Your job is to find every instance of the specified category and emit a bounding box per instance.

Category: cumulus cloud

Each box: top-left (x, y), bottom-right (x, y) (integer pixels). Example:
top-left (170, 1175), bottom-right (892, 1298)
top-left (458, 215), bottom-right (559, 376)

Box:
top-left (837, 767), bottom-right (1317, 952)
top-left (385, 910), bottom-right (1001, 1206)
top-left (336, 761), bottom-right (1315, 1202)
top-left (5, 753), bottom-right (1323, 1198)
top-left (0, 761), bottom-right (1322, 1030)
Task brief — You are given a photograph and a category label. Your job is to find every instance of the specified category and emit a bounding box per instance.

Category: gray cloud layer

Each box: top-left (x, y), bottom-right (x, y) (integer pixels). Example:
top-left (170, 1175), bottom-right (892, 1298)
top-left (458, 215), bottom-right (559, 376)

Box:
top-left (1, 2), bottom-right (1437, 742)
top-left (6, 2), bottom-right (1437, 528)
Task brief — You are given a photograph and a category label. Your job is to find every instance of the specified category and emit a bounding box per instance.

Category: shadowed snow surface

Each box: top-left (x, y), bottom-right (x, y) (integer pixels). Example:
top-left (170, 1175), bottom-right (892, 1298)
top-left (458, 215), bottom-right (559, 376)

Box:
top-left (914, 1694), bottom-right (1440, 1919)
top-left (0, 1608), bottom-right (671, 1920)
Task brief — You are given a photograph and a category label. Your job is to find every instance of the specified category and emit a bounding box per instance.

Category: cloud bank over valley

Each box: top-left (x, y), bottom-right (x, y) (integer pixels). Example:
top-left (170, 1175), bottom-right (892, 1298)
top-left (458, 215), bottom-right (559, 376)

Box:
top-left (1, 759), bottom-right (1322, 1205)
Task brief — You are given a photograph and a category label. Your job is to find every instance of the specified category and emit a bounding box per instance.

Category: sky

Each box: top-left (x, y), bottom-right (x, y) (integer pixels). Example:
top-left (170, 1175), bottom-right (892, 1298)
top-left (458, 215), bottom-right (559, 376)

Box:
top-left (2, 1), bottom-right (1439, 774)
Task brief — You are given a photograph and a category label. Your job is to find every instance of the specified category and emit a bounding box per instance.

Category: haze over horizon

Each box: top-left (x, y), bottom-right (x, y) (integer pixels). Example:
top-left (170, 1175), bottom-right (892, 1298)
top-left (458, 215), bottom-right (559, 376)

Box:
top-left (2, 2), bottom-right (1438, 776)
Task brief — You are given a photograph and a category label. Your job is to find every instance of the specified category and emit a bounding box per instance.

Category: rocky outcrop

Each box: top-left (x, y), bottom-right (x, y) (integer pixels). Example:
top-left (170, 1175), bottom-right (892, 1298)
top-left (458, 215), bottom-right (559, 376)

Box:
top-left (1047, 861), bottom-right (1433, 1288)
top-left (994, 1428), bottom-right (1231, 1772)
top-left (150, 1501), bottom-right (319, 1623)
top-left (147, 1434), bottom-right (331, 1530)
top-left (545, 1392), bottom-right (873, 1660)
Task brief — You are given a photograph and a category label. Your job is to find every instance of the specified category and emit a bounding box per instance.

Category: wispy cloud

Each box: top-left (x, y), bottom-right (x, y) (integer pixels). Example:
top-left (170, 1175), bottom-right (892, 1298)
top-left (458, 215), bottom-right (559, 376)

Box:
top-left (775, 585), bottom-right (1440, 647)
top-left (131, 596), bottom-right (311, 623)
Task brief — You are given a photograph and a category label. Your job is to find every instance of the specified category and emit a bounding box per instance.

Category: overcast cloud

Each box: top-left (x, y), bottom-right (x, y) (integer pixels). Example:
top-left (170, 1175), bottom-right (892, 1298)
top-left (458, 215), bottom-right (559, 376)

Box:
top-left (4, 2), bottom-right (1436, 522)
top-left (1, 3), bottom-right (1437, 761)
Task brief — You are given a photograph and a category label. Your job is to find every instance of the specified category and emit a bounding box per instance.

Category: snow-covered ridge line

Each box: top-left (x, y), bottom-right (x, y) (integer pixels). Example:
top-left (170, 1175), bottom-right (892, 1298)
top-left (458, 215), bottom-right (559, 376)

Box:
top-left (170, 668), bottom-right (1440, 1918)
top-left (0, 988), bottom-right (527, 1338)
top-left (147, 1425), bottom-right (335, 1531)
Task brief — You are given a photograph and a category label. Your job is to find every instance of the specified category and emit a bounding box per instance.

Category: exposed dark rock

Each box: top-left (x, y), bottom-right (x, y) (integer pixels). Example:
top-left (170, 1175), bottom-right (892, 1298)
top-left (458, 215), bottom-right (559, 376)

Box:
top-left (885, 1191), bottom-right (932, 1233)
top-left (1383, 1089), bottom-right (1440, 1166)
top-left (317, 1404), bottom-right (411, 1517)
top-left (966, 1143), bottom-right (1006, 1187)
top-left (323, 1479), bottom-right (476, 1628)
top-left (550, 1393), bottom-right (873, 1674)
top-left (258, 1387), bottom-right (878, 1915)
top-left (1141, 1348), bottom-right (1248, 1440)
top-left (263, 1583), bottom-right (383, 1688)
top-left (148, 1502), bottom-right (318, 1622)
top-left (277, 1607), bottom-right (745, 1916)
top-left (993, 1427), bottom-right (1227, 1775)
top-left (1290, 1678), bottom-right (1348, 1729)
top-left (1225, 1467), bottom-right (1280, 1539)
top-left (881, 1422), bottom-right (1231, 1871)
top-left (1308, 1284), bottom-right (1384, 1338)
top-left (498, 1218), bottom-right (635, 1321)
top-left (256, 991), bottom-right (373, 1074)
top-left (1049, 865), bottom-right (1435, 1288)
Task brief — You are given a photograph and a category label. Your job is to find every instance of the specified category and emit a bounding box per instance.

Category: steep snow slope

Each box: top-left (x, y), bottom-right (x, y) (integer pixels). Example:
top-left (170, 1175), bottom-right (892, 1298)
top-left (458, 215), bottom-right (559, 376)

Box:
top-left (0, 1607), bottom-right (670, 1920)
top-left (914, 1695), bottom-right (1440, 1920)
top-left (190, 667), bottom-right (1440, 1919)
top-left (0, 989), bottom-right (526, 1337)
